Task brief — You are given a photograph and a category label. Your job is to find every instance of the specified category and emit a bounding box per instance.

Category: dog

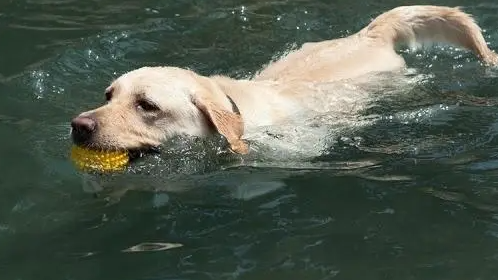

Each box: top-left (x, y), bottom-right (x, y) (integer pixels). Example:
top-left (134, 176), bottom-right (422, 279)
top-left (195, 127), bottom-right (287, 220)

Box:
top-left (70, 5), bottom-right (498, 159)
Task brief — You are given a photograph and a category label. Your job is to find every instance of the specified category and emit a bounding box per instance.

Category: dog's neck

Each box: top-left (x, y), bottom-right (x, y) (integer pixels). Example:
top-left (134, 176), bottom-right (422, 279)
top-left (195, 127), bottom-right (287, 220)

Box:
top-left (210, 75), bottom-right (309, 130)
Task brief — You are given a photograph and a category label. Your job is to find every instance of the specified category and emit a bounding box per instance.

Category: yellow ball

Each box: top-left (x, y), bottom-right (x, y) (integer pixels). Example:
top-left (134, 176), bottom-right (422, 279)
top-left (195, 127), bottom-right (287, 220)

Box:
top-left (70, 145), bottom-right (129, 172)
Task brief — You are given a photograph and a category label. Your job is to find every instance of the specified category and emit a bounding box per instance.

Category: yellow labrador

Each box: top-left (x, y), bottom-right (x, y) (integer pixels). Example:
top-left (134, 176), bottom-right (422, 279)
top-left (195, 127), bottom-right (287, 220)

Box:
top-left (71, 5), bottom-right (498, 157)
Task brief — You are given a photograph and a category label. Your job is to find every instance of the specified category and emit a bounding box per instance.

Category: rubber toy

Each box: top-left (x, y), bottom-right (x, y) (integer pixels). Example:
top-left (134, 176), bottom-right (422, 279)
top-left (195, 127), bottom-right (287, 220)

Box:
top-left (70, 145), bottom-right (129, 172)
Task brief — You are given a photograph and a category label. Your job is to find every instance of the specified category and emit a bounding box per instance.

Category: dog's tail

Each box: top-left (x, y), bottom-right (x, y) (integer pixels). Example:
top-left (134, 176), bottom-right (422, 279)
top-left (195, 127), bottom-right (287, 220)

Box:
top-left (360, 5), bottom-right (498, 65)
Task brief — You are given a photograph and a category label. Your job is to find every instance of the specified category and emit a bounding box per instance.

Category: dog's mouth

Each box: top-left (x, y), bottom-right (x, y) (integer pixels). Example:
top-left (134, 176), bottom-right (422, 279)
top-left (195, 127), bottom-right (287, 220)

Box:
top-left (127, 146), bottom-right (161, 162)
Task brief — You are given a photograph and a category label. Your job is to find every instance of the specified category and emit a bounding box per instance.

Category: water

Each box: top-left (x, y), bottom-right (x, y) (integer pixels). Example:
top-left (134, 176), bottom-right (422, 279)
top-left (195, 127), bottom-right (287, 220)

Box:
top-left (2, 0), bottom-right (498, 279)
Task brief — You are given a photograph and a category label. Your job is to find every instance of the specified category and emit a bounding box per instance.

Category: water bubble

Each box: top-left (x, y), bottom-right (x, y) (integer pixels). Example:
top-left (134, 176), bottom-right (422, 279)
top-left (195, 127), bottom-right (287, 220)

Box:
top-left (30, 70), bottom-right (51, 99)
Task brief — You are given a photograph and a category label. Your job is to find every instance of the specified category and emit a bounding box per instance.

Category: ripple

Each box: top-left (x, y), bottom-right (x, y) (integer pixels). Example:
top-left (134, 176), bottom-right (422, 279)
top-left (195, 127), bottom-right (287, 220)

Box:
top-left (122, 242), bottom-right (183, 253)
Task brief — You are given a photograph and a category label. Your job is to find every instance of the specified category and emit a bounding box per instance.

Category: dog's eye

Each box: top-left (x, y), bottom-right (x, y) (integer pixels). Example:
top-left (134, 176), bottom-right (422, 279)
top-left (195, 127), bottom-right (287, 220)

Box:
top-left (105, 87), bottom-right (113, 101)
top-left (137, 99), bottom-right (160, 112)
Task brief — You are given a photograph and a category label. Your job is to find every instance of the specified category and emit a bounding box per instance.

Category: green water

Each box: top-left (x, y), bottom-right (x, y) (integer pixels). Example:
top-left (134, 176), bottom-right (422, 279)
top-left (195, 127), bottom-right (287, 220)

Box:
top-left (2, 0), bottom-right (498, 279)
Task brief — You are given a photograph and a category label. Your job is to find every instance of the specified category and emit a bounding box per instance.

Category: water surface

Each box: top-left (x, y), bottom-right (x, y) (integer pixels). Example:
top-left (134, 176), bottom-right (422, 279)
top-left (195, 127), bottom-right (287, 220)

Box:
top-left (2, 0), bottom-right (498, 279)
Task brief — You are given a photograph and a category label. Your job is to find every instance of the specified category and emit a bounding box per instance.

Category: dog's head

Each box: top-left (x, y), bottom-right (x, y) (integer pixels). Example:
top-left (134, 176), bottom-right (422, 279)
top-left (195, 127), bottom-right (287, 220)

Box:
top-left (70, 66), bottom-right (249, 156)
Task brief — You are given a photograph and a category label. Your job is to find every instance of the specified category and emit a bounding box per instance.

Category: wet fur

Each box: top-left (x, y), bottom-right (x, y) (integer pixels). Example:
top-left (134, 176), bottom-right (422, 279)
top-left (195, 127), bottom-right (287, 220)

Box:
top-left (72, 5), bottom-right (498, 154)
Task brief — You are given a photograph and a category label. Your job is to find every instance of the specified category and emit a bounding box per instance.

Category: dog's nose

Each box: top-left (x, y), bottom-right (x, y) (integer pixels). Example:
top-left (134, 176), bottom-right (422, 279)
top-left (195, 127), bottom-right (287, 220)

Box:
top-left (71, 116), bottom-right (97, 144)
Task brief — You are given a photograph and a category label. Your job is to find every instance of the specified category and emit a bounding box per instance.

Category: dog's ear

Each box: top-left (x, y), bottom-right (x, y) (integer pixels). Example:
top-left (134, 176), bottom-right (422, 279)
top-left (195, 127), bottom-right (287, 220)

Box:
top-left (192, 94), bottom-right (249, 155)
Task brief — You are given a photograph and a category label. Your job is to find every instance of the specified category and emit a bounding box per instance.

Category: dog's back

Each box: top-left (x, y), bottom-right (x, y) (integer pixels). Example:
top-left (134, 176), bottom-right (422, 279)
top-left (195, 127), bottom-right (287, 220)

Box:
top-left (255, 5), bottom-right (497, 83)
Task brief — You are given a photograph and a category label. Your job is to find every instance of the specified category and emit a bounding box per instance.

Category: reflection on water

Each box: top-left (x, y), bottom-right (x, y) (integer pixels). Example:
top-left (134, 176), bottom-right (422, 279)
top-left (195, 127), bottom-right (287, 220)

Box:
top-left (2, 0), bottom-right (498, 279)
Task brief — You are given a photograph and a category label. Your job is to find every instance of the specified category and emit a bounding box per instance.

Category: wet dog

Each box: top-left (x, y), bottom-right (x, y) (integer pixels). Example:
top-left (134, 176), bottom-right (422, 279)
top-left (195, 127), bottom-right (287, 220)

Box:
top-left (70, 5), bottom-right (498, 157)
